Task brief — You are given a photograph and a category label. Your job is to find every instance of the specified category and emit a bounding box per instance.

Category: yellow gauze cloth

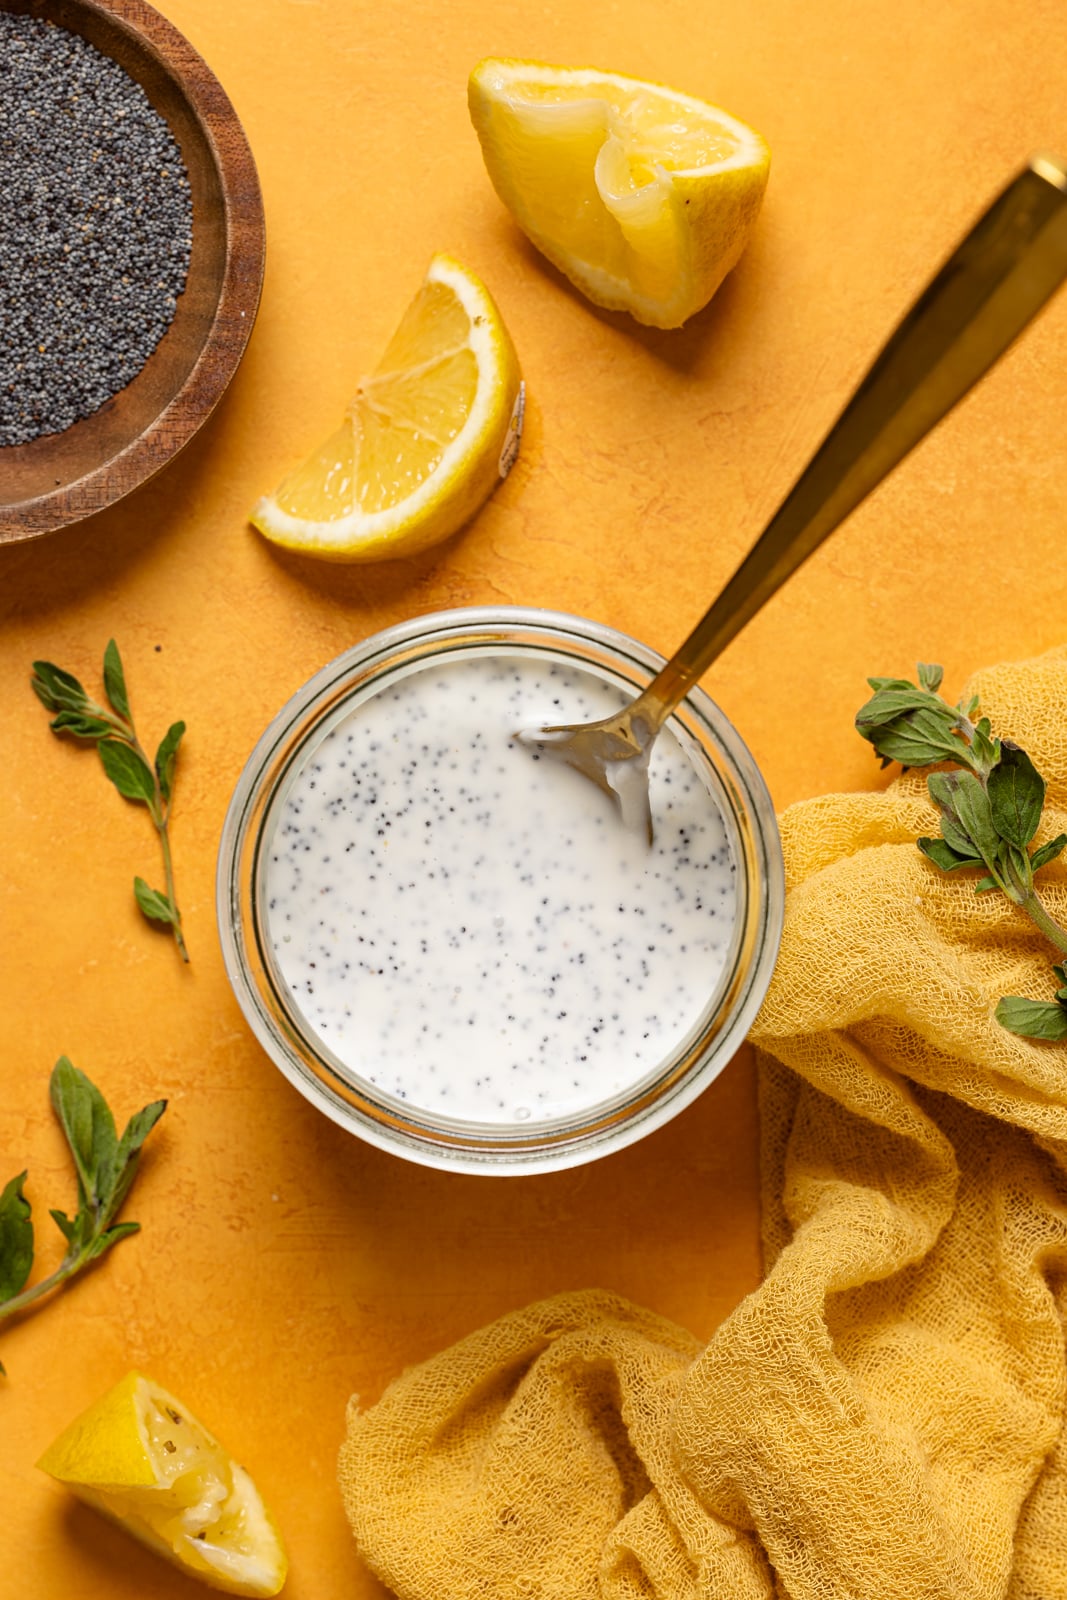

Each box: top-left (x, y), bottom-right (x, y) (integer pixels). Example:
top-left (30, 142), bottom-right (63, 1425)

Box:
top-left (338, 648), bottom-right (1067, 1600)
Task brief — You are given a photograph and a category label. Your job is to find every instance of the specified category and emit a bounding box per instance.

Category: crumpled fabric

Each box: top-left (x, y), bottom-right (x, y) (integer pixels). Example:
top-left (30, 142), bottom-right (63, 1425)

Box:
top-left (338, 647), bottom-right (1067, 1600)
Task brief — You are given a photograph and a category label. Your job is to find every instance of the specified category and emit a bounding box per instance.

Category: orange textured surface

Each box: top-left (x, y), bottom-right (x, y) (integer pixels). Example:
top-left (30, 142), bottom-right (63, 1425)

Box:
top-left (3, 1), bottom-right (1067, 1595)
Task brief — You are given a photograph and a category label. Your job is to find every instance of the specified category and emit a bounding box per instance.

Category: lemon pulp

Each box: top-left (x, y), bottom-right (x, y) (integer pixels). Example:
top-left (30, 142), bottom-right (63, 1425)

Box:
top-left (468, 58), bottom-right (770, 328)
top-left (251, 253), bottom-right (522, 561)
top-left (37, 1371), bottom-right (288, 1597)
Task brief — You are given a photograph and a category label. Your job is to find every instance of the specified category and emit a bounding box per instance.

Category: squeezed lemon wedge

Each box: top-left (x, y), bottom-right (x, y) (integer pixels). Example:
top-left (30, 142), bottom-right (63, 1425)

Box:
top-left (468, 57), bottom-right (770, 328)
top-left (251, 253), bottom-right (523, 561)
top-left (37, 1371), bottom-right (288, 1596)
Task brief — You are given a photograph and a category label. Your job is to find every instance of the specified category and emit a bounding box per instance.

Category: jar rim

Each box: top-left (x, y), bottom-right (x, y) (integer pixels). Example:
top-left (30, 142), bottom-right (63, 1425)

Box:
top-left (217, 607), bottom-right (784, 1174)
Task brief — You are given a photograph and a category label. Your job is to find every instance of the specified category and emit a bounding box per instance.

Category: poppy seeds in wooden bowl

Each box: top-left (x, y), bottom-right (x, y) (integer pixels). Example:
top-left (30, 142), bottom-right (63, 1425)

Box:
top-left (0, 11), bottom-right (194, 446)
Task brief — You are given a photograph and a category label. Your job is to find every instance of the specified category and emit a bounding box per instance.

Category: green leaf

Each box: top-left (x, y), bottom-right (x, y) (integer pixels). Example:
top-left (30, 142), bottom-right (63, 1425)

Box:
top-left (917, 662), bottom-right (944, 692)
top-left (861, 699), bottom-right (973, 770)
top-left (47, 710), bottom-right (114, 740)
top-left (975, 874), bottom-right (999, 893)
top-left (0, 1174), bottom-right (33, 1304)
top-left (98, 741), bottom-right (156, 806)
top-left (1032, 834), bottom-right (1067, 873)
top-left (971, 720), bottom-right (1000, 774)
top-left (995, 995), bottom-right (1067, 1040)
top-left (31, 642), bottom-right (188, 964)
top-left (906, 705), bottom-right (968, 746)
top-left (102, 640), bottom-right (131, 723)
top-left (115, 1100), bottom-right (167, 1170)
top-left (863, 726), bottom-right (949, 769)
top-left (927, 773), bottom-right (980, 858)
top-left (941, 813), bottom-right (980, 858)
top-left (855, 686), bottom-right (940, 733)
top-left (49, 1208), bottom-right (79, 1245)
top-left (84, 1222), bottom-right (141, 1264)
top-left (31, 661), bottom-right (89, 715)
top-left (49, 1057), bottom-right (118, 1213)
top-left (133, 878), bottom-right (177, 927)
top-left (866, 676), bottom-right (920, 692)
top-left (987, 742), bottom-right (1046, 849)
top-left (0, 1066), bottom-right (165, 1364)
top-left (926, 771), bottom-right (959, 814)
top-left (154, 721), bottom-right (185, 805)
top-left (1001, 841), bottom-right (1035, 904)
top-left (103, 1099), bottom-right (167, 1224)
top-left (949, 771), bottom-right (1000, 867)
top-left (918, 836), bottom-right (984, 873)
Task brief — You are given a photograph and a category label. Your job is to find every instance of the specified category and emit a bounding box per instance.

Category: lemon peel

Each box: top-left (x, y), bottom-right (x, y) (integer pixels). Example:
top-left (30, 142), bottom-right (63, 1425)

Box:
top-left (251, 253), bottom-right (523, 562)
top-left (468, 57), bottom-right (770, 329)
top-left (37, 1371), bottom-right (288, 1597)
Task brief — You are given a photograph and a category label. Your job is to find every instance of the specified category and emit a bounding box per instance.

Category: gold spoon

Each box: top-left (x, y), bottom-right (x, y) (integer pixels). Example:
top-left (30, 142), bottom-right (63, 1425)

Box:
top-left (519, 154), bottom-right (1067, 839)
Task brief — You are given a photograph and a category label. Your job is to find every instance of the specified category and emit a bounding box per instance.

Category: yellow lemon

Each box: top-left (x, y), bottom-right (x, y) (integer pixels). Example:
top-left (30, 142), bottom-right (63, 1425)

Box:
top-left (37, 1371), bottom-right (288, 1597)
top-left (251, 253), bottom-right (524, 561)
top-left (468, 57), bottom-right (770, 329)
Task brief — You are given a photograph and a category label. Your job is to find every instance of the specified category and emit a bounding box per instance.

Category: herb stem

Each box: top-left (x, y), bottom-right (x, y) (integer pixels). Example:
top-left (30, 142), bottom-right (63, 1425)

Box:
top-left (0, 1060), bottom-right (166, 1374)
top-left (158, 812), bottom-right (189, 962)
top-left (857, 663), bottom-right (1067, 1042)
top-left (0, 1251), bottom-right (87, 1323)
top-left (127, 726), bottom-right (189, 964)
top-left (31, 644), bottom-right (189, 962)
top-left (1021, 890), bottom-right (1067, 958)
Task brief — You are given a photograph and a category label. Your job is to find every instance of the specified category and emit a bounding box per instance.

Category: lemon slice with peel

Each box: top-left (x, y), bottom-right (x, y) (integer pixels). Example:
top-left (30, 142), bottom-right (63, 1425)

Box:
top-left (468, 58), bottom-right (770, 329)
top-left (251, 253), bottom-right (523, 561)
top-left (37, 1371), bottom-right (288, 1597)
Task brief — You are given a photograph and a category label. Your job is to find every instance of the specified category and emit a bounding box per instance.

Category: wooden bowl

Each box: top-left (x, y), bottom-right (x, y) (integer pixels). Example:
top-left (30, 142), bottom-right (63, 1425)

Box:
top-left (0, 0), bottom-right (266, 541)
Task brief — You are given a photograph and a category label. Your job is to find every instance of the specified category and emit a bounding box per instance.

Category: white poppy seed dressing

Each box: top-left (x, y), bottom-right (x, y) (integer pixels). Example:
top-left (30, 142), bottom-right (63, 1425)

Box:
top-left (263, 653), bottom-right (738, 1125)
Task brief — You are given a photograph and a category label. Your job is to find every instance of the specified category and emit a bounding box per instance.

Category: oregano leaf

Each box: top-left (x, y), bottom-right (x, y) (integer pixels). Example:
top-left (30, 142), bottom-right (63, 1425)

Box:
top-left (995, 995), bottom-right (1067, 1040)
top-left (918, 836), bottom-right (984, 873)
top-left (31, 643), bottom-right (189, 962)
top-left (30, 661), bottom-right (89, 715)
top-left (0, 1064), bottom-right (167, 1373)
top-left (104, 1098), bottom-right (167, 1225)
top-left (858, 662), bottom-right (1067, 1042)
top-left (948, 771), bottom-right (1000, 867)
top-left (98, 740), bottom-right (156, 806)
top-left (133, 878), bottom-right (177, 927)
top-left (102, 639), bottom-right (131, 722)
top-left (49, 1056), bottom-right (118, 1210)
top-left (47, 711), bottom-right (115, 740)
top-left (154, 722), bottom-right (185, 805)
top-left (1031, 834), bottom-right (1067, 873)
top-left (988, 742), bottom-right (1045, 848)
top-left (49, 1208), bottom-right (78, 1245)
top-left (84, 1222), bottom-right (141, 1264)
top-left (0, 1175), bottom-right (33, 1304)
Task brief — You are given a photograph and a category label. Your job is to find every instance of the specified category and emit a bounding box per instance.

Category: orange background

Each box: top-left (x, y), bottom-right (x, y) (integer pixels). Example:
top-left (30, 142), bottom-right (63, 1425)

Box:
top-left (4, 1), bottom-right (1067, 1595)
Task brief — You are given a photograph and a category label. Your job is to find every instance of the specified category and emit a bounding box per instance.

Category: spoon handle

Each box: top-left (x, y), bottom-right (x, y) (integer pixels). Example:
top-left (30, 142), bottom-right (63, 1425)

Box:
top-left (639, 153), bottom-right (1067, 723)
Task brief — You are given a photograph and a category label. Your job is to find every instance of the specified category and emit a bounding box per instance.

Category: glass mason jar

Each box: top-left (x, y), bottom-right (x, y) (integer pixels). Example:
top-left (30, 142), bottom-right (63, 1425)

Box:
top-left (217, 607), bottom-right (784, 1174)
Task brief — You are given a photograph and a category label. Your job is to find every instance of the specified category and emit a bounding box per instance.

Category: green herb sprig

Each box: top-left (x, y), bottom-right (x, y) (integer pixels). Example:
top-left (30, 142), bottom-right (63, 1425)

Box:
top-left (32, 640), bottom-right (189, 962)
top-left (856, 664), bottom-right (1067, 1040)
top-left (0, 1058), bottom-right (166, 1374)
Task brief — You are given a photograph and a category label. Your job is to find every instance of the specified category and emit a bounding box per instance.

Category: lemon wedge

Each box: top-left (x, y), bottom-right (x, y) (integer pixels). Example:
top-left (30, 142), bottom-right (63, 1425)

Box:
top-left (251, 253), bottom-right (523, 561)
top-left (468, 57), bottom-right (770, 329)
top-left (37, 1371), bottom-right (288, 1597)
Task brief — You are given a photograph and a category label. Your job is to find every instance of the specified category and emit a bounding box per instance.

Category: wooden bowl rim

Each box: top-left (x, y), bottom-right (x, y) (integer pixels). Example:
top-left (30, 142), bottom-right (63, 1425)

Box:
top-left (0, 0), bottom-right (266, 543)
